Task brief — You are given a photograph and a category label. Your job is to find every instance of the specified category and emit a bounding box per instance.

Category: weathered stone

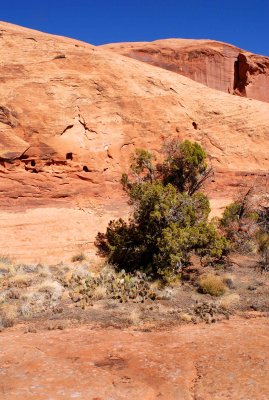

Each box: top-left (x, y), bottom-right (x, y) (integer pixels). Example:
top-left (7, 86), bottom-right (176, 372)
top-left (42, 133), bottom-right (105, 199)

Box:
top-left (103, 39), bottom-right (269, 103)
top-left (0, 22), bottom-right (269, 264)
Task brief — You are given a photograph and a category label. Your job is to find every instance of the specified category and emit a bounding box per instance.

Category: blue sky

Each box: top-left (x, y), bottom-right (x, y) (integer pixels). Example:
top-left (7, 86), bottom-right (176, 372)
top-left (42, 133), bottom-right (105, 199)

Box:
top-left (1, 0), bottom-right (269, 56)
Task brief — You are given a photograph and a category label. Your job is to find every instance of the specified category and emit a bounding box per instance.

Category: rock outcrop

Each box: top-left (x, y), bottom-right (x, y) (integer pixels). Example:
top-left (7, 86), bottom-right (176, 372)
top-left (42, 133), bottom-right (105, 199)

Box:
top-left (102, 39), bottom-right (269, 103)
top-left (1, 317), bottom-right (269, 399)
top-left (0, 21), bottom-right (269, 262)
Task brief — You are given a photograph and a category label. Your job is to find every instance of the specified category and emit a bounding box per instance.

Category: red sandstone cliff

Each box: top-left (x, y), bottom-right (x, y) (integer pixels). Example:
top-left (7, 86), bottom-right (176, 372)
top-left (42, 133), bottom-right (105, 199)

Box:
top-left (0, 22), bottom-right (269, 262)
top-left (102, 39), bottom-right (269, 103)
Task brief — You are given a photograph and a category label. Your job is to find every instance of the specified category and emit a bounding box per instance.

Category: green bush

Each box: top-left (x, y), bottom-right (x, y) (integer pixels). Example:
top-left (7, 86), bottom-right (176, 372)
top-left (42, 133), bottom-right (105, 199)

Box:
top-left (256, 231), bottom-right (269, 253)
top-left (220, 200), bottom-right (258, 231)
top-left (220, 202), bottom-right (241, 228)
top-left (160, 139), bottom-right (211, 195)
top-left (96, 140), bottom-right (228, 281)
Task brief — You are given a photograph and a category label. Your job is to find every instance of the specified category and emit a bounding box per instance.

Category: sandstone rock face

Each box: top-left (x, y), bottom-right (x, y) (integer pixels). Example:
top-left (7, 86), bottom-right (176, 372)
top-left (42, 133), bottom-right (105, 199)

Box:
top-left (0, 22), bottom-right (269, 262)
top-left (1, 317), bottom-right (269, 399)
top-left (102, 39), bottom-right (269, 103)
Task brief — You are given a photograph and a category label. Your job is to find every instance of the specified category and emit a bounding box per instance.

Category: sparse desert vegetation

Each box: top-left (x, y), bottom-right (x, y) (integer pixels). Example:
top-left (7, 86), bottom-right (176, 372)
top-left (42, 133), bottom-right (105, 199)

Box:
top-left (0, 143), bottom-right (269, 332)
top-left (71, 252), bottom-right (87, 263)
top-left (96, 141), bottom-right (228, 282)
top-left (198, 273), bottom-right (227, 296)
top-left (0, 258), bottom-right (66, 328)
top-left (0, 247), bottom-right (268, 331)
top-left (1, 16), bottom-right (269, 399)
top-left (1, 24), bottom-right (269, 400)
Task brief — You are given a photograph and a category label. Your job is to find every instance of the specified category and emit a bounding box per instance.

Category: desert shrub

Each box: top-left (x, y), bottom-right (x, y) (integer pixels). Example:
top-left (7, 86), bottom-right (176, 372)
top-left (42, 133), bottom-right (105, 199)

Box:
top-left (69, 269), bottom-right (157, 308)
top-left (36, 280), bottom-right (64, 301)
top-left (198, 273), bottom-right (226, 296)
top-left (222, 274), bottom-right (236, 289)
top-left (219, 293), bottom-right (240, 310)
top-left (221, 192), bottom-right (269, 261)
top-left (257, 206), bottom-right (269, 232)
top-left (220, 191), bottom-right (261, 253)
top-left (256, 230), bottom-right (269, 271)
top-left (19, 291), bottom-right (47, 317)
top-left (0, 304), bottom-right (18, 328)
top-left (127, 309), bottom-right (141, 326)
top-left (0, 255), bottom-right (13, 265)
top-left (71, 252), bottom-right (86, 263)
top-left (193, 301), bottom-right (229, 322)
top-left (256, 207), bottom-right (269, 270)
top-left (220, 201), bottom-right (242, 229)
top-left (256, 231), bottom-right (269, 252)
top-left (0, 259), bottom-right (66, 323)
top-left (0, 256), bottom-right (16, 278)
top-left (91, 285), bottom-right (107, 300)
top-left (160, 139), bottom-right (212, 195)
top-left (96, 140), bottom-right (228, 281)
top-left (8, 273), bottom-right (33, 288)
top-left (130, 148), bottom-right (156, 181)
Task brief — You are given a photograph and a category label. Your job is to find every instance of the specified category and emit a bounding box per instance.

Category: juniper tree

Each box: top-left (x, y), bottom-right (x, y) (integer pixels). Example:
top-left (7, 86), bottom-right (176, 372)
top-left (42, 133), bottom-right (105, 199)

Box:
top-left (96, 140), bottom-right (228, 281)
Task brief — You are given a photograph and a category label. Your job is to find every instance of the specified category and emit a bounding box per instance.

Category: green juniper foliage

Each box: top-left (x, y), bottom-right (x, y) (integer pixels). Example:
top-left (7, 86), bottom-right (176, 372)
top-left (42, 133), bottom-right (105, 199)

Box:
top-left (160, 139), bottom-right (211, 195)
top-left (96, 140), bottom-right (228, 281)
top-left (220, 201), bottom-right (242, 229)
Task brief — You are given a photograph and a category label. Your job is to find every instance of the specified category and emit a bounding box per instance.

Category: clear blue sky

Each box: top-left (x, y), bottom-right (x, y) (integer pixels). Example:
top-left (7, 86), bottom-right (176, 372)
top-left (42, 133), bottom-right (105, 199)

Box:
top-left (1, 0), bottom-right (269, 56)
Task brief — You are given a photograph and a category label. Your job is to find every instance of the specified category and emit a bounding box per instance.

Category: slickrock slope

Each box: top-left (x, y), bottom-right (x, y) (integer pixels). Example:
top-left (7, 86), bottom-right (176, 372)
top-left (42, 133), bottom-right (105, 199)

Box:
top-left (0, 22), bottom-right (269, 262)
top-left (1, 317), bottom-right (269, 399)
top-left (102, 39), bottom-right (269, 103)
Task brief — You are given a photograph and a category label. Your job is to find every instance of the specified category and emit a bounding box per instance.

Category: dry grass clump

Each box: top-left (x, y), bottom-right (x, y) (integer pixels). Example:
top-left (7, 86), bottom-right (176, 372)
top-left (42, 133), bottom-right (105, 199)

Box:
top-left (0, 256), bottom-right (68, 325)
top-left (180, 312), bottom-right (193, 323)
top-left (91, 285), bottom-right (107, 300)
top-left (222, 274), bottom-right (236, 289)
top-left (198, 273), bottom-right (226, 297)
top-left (8, 273), bottom-right (33, 288)
top-left (61, 271), bottom-right (75, 286)
top-left (0, 290), bottom-right (8, 305)
top-left (20, 291), bottom-right (47, 317)
top-left (71, 253), bottom-right (87, 263)
top-left (128, 309), bottom-right (141, 326)
top-left (19, 279), bottom-right (64, 318)
top-left (35, 280), bottom-right (64, 300)
top-left (0, 257), bottom-right (18, 281)
top-left (45, 320), bottom-right (70, 331)
top-left (0, 304), bottom-right (18, 328)
top-left (0, 255), bottom-right (13, 263)
top-left (219, 293), bottom-right (240, 310)
top-left (0, 263), bottom-right (15, 277)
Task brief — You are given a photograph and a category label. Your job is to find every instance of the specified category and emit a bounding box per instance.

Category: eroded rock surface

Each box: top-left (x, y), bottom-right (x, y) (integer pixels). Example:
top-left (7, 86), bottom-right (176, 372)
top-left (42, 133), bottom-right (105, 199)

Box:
top-left (0, 22), bottom-right (269, 262)
top-left (0, 317), bottom-right (268, 399)
top-left (102, 39), bottom-right (269, 102)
